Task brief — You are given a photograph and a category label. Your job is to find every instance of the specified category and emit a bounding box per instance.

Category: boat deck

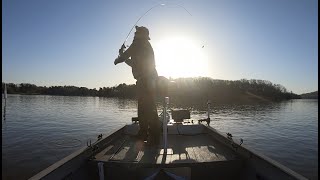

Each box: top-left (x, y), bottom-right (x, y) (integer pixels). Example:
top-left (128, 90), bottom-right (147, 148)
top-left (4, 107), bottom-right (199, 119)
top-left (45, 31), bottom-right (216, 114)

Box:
top-left (30, 123), bottom-right (308, 180)
top-left (94, 124), bottom-right (239, 165)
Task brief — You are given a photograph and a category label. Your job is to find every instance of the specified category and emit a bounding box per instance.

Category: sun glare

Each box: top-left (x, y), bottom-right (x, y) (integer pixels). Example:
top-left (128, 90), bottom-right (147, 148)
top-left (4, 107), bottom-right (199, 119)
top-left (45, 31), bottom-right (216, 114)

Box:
top-left (153, 36), bottom-right (209, 78)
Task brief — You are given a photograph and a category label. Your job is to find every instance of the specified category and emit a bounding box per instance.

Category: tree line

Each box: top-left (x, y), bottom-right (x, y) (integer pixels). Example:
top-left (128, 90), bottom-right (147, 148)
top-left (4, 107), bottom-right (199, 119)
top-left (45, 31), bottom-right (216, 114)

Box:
top-left (2, 77), bottom-right (301, 103)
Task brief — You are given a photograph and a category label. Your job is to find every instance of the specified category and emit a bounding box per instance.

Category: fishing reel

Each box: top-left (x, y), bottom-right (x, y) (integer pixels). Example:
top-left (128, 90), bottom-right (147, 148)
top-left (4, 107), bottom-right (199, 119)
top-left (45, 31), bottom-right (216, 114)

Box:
top-left (118, 44), bottom-right (126, 57)
top-left (114, 44), bottom-right (127, 65)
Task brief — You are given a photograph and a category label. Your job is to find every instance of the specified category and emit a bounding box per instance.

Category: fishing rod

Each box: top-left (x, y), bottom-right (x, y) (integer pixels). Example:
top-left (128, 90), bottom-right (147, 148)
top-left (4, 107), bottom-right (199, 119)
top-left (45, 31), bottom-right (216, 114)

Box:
top-left (118, 3), bottom-right (165, 55)
top-left (123, 3), bottom-right (165, 45)
top-left (118, 3), bottom-right (192, 55)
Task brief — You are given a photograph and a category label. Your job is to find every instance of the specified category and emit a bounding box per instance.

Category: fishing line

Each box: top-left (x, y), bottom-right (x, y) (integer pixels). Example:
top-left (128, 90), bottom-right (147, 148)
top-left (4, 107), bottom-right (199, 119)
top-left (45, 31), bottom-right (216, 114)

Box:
top-left (38, 136), bottom-right (82, 149)
top-left (53, 138), bottom-right (82, 148)
top-left (37, 136), bottom-right (82, 161)
top-left (122, 2), bottom-right (192, 46)
top-left (123, 3), bottom-right (164, 45)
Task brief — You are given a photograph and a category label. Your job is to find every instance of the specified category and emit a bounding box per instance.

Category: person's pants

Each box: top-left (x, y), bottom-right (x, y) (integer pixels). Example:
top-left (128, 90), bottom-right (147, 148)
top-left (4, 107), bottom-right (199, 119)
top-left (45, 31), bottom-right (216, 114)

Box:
top-left (137, 78), bottom-right (160, 138)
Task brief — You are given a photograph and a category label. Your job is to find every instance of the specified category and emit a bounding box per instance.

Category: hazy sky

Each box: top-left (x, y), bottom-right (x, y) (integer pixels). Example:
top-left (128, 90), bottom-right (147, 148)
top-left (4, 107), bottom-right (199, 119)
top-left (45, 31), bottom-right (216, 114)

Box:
top-left (2, 0), bottom-right (318, 94)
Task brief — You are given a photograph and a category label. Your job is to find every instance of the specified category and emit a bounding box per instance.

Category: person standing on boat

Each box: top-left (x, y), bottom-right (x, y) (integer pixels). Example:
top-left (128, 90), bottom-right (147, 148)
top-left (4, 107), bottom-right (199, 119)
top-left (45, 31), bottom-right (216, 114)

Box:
top-left (114, 26), bottom-right (160, 145)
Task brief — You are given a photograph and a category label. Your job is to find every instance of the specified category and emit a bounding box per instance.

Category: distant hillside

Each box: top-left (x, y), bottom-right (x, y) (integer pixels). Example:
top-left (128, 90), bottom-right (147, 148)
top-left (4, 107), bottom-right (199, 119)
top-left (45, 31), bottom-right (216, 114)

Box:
top-left (2, 78), bottom-right (301, 105)
top-left (300, 91), bottom-right (318, 99)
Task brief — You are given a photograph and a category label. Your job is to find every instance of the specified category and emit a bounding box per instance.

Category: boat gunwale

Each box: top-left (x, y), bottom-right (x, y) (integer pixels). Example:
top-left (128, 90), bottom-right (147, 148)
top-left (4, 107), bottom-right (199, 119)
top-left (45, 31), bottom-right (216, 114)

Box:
top-left (28, 125), bottom-right (126, 180)
top-left (204, 125), bottom-right (308, 180)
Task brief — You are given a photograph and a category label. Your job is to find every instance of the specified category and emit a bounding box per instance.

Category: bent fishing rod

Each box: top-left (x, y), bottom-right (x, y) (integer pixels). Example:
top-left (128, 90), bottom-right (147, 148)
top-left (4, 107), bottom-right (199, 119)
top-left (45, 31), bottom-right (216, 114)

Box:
top-left (118, 3), bottom-right (192, 55)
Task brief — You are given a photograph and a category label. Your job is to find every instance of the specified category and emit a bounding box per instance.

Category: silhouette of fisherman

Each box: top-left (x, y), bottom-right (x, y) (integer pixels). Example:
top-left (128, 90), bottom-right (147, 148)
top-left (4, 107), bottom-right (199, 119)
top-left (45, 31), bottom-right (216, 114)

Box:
top-left (114, 26), bottom-right (160, 145)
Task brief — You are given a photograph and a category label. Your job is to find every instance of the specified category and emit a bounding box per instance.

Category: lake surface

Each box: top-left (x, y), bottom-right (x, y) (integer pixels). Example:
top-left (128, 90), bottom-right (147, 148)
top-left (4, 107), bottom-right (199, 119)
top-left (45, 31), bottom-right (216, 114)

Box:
top-left (2, 95), bottom-right (318, 180)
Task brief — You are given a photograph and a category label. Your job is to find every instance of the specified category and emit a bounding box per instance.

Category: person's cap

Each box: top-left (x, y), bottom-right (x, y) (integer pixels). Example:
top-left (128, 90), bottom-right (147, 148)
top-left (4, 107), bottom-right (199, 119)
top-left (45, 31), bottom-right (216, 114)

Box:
top-left (135, 26), bottom-right (150, 40)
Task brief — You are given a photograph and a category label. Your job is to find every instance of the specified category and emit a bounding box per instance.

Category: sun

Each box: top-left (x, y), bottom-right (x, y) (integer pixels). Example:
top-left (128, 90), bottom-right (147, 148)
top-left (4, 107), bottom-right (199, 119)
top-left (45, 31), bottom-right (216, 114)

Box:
top-left (153, 36), bottom-right (209, 78)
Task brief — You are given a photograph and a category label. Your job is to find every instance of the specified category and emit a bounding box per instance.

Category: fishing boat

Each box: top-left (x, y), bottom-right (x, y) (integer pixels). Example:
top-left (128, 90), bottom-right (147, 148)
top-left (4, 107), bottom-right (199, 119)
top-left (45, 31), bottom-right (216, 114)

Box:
top-left (29, 99), bottom-right (308, 180)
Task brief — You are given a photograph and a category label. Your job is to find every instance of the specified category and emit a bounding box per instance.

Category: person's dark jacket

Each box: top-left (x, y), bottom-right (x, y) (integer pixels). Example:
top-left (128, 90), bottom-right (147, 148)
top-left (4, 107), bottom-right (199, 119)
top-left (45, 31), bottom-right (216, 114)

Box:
top-left (118, 39), bottom-right (158, 80)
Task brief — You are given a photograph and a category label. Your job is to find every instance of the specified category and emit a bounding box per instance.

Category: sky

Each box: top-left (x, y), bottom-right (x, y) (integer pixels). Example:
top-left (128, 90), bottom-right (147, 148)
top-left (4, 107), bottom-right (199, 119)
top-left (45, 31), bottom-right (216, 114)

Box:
top-left (2, 0), bottom-right (318, 94)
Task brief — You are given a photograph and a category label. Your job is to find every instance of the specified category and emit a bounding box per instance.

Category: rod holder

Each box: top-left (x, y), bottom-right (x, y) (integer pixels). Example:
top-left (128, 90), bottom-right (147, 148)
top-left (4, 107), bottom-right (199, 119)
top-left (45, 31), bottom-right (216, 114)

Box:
top-left (163, 97), bottom-right (169, 153)
top-left (207, 100), bottom-right (211, 119)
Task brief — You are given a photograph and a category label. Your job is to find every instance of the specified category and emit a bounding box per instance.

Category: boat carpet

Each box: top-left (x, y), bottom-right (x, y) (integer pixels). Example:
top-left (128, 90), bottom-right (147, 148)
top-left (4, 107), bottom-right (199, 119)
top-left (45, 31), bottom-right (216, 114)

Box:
top-left (94, 133), bottom-right (240, 164)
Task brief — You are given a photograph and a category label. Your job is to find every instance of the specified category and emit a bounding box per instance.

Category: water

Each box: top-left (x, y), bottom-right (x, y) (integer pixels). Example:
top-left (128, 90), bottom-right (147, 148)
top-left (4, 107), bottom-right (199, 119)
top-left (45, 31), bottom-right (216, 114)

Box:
top-left (2, 95), bottom-right (318, 180)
